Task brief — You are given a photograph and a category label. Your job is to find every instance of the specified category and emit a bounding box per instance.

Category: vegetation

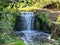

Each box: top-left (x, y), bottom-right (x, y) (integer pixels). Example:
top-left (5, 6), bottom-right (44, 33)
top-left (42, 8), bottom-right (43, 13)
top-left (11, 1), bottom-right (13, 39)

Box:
top-left (3, 40), bottom-right (25, 45)
top-left (35, 10), bottom-right (52, 33)
top-left (0, 0), bottom-right (60, 45)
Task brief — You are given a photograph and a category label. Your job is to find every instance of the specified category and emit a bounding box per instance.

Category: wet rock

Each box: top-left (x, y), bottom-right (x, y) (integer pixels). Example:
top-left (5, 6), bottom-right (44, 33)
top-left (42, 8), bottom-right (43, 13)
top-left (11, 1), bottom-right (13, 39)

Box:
top-left (31, 32), bottom-right (51, 43)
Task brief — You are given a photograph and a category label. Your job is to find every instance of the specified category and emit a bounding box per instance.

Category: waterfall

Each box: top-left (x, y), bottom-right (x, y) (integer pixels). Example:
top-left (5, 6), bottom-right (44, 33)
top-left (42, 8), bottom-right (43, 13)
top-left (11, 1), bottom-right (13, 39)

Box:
top-left (20, 12), bottom-right (34, 30)
top-left (14, 12), bottom-right (51, 45)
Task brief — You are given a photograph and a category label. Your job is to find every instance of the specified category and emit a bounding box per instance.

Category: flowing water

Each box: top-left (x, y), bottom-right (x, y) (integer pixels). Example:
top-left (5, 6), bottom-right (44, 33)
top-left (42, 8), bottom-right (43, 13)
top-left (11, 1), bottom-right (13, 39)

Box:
top-left (20, 12), bottom-right (34, 30)
top-left (14, 12), bottom-right (51, 45)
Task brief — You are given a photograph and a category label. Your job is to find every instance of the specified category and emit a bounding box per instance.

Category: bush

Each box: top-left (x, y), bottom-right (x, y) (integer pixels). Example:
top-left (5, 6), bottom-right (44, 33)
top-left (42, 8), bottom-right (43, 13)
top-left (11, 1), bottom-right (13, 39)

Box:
top-left (56, 15), bottom-right (60, 37)
top-left (35, 10), bottom-right (52, 33)
top-left (0, 3), bottom-right (20, 44)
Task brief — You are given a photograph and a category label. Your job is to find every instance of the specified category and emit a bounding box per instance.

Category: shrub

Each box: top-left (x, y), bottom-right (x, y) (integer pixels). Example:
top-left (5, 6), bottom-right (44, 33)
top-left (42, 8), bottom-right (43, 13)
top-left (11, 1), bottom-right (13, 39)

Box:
top-left (35, 10), bottom-right (52, 33)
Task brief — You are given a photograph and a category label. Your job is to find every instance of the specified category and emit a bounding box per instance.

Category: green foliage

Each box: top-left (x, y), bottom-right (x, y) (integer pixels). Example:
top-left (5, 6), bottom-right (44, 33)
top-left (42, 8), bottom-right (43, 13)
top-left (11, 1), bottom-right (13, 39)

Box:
top-left (3, 40), bottom-right (25, 45)
top-left (55, 15), bottom-right (60, 37)
top-left (0, 28), bottom-right (14, 45)
top-left (0, 0), bottom-right (60, 11)
top-left (0, 0), bottom-right (51, 11)
top-left (0, 1), bottom-right (20, 44)
top-left (54, 1), bottom-right (60, 10)
top-left (0, 14), bottom-right (20, 44)
top-left (15, 40), bottom-right (25, 45)
top-left (57, 15), bottom-right (60, 22)
top-left (35, 11), bottom-right (52, 27)
top-left (56, 15), bottom-right (60, 31)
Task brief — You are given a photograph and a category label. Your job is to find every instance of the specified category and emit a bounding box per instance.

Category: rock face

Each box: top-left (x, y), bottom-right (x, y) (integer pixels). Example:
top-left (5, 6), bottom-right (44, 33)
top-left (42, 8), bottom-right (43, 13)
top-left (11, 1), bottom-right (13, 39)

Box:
top-left (36, 9), bottom-right (60, 21)
top-left (35, 9), bottom-right (60, 34)
top-left (43, 9), bottom-right (60, 21)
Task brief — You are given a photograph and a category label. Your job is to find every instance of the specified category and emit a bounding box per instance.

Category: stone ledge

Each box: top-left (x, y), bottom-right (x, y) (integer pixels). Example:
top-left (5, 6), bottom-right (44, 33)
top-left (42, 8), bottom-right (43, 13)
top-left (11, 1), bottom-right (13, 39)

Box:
top-left (36, 9), bottom-right (60, 21)
top-left (50, 21), bottom-right (60, 25)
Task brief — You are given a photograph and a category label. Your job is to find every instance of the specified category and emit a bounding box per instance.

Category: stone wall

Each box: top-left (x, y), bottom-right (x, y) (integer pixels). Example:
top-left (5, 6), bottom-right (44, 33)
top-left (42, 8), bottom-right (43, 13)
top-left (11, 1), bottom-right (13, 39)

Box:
top-left (36, 9), bottom-right (60, 37)
top-left (42, 9), bottom-right (60, 21)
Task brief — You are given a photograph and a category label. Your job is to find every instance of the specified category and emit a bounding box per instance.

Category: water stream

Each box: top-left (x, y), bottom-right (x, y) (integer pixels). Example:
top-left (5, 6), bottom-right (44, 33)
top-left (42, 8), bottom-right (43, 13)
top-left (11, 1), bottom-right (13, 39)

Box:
top-left (14, 12), bottom-right (51, 45)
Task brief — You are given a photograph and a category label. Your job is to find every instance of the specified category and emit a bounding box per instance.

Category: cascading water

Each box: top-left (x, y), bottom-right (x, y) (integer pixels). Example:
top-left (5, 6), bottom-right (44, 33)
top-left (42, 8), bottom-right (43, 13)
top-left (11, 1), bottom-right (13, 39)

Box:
top-left (14, 12), bottom-right (51, 45)
top-left (20, 12), bottom-right (34, 30)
